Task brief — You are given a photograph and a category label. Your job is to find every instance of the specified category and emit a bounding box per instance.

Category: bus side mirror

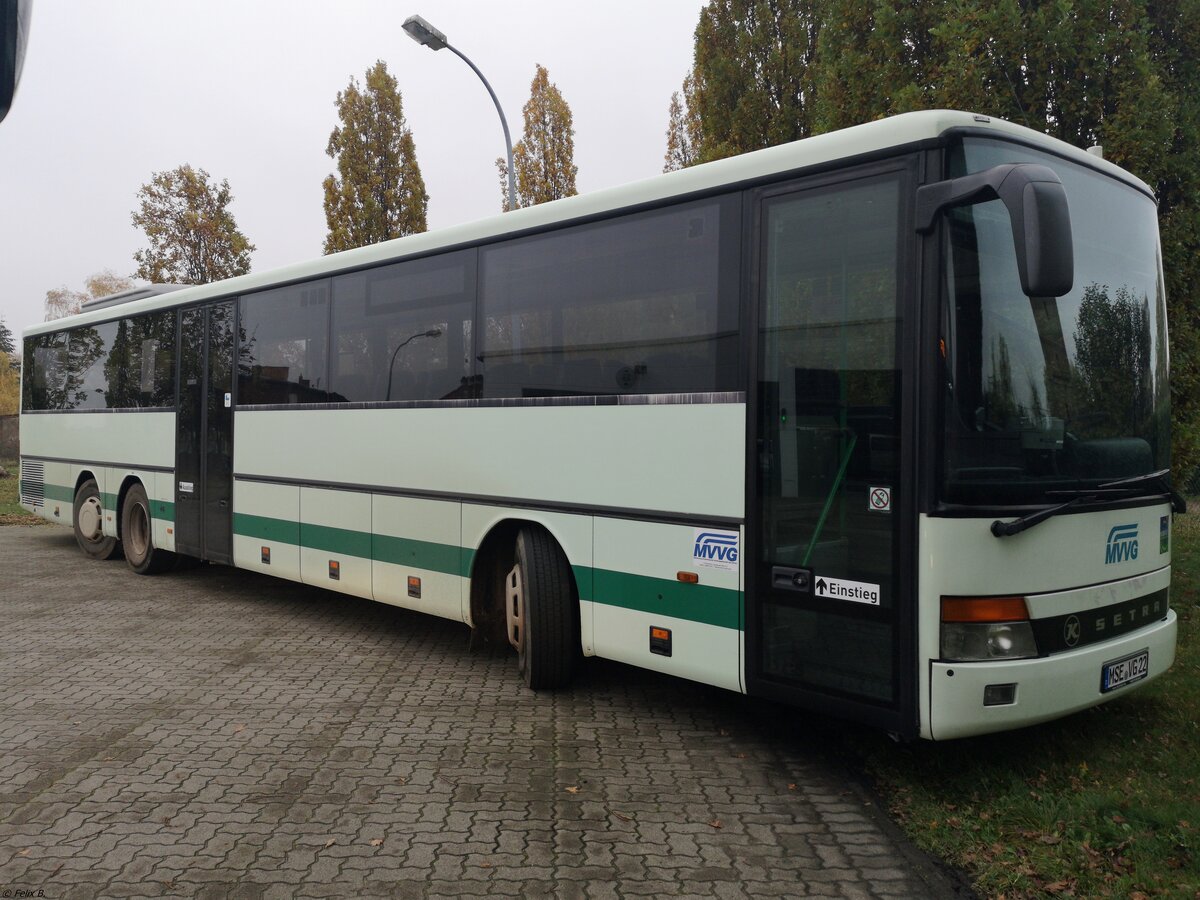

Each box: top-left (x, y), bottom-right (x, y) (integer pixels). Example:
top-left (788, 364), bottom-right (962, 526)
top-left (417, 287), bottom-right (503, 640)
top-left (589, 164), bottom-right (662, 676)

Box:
top-left (916, 163), bottom-right (1074, 298)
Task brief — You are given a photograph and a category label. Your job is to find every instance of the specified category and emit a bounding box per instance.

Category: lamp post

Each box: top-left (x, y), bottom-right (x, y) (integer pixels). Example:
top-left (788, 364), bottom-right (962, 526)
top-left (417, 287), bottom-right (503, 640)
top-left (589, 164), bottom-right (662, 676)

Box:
top-left (385, 328), bottom-right (443, 401)
top-left (402, 14), bottom-right (518, 212)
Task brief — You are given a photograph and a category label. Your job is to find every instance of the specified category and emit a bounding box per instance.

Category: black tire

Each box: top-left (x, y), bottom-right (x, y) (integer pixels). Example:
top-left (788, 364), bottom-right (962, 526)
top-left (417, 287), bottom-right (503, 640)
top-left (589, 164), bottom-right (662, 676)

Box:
top-left (72, 478), bottom-right (121, 560)
top-left (509, 525), bottom-right (579, 690)
top-left (121, 483), bottom-right (175, 575)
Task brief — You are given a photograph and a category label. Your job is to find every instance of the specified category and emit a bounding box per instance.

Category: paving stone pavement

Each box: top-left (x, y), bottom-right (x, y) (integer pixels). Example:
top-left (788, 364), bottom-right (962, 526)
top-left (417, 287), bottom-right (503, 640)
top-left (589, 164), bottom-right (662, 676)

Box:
top-left (0, 525), bottom-right (961, 899)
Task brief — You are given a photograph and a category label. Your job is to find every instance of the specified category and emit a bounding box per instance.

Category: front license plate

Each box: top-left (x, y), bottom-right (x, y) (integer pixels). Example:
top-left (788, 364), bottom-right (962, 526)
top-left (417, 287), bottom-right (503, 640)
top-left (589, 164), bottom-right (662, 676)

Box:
top-left (1101, 649), bottom-right (1149, 693)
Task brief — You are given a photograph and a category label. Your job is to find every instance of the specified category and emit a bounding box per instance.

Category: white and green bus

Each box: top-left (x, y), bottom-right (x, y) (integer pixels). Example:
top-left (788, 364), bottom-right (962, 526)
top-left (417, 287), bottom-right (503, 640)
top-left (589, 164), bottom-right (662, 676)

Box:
top-left (19, 110), bottom-right (1179, 740)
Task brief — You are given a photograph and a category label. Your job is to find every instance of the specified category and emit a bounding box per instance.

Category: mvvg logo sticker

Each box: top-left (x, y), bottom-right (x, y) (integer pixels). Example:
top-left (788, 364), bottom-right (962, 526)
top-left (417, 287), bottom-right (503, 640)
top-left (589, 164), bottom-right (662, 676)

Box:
top-left (1105, 523), bottom-right (1138, 565)
top-left (693, 530), bottom-right (739, 571)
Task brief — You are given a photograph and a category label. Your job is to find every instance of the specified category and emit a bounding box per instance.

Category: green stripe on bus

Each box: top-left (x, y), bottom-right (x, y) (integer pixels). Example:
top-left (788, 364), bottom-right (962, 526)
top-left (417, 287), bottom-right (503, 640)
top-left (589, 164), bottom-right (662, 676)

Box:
top-left (374, 533), bottom-right (464, 577)
top-left (592, 568), bottom-right (740, 631)
top-left (42, 483), bottom-right (74, 503)
top-left (230, 512), bottom-right (735, 629)
top-left (34, 483), bottom-right (173, 521)
top-left (233, 512), bottom-right (301, 545)
top-left (301, 521), bottom-right (372, 559)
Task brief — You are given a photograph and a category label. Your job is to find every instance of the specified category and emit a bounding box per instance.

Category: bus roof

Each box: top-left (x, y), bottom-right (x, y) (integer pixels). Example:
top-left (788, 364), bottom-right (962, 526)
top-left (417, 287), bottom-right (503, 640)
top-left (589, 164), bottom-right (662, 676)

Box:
top-left (23, 109), bottom-right (1153, 338)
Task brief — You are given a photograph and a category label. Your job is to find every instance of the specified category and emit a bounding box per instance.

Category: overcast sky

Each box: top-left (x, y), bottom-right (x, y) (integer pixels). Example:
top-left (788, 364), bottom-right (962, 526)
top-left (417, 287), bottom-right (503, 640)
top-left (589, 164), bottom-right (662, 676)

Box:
top-left (0, 0), bottom-right (706, 335)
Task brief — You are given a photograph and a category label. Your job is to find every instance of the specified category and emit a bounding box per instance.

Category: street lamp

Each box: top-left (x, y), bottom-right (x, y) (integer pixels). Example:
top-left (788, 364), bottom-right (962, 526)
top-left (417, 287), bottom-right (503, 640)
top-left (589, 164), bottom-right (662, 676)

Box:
top-left (402, 14), bottom-right (518, 212)
top-left (385, 328), bottom-right (443, 401)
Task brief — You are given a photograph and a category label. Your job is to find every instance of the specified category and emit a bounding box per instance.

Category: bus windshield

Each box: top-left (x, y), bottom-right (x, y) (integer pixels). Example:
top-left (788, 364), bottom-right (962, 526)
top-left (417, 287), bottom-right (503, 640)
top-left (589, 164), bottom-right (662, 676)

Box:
top-left (940, 137), bottom-right (1171, 506)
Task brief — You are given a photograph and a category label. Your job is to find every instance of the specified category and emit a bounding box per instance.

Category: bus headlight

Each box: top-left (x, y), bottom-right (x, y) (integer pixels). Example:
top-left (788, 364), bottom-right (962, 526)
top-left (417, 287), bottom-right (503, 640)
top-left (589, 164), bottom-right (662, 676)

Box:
top-left (940, 596), bottom-right (1039, 661)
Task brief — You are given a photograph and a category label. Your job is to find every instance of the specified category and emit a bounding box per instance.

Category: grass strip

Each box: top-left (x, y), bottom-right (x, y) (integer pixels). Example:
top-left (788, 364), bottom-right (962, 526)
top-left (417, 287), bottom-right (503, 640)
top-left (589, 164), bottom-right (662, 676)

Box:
top-left (843, 507), bottom-right (1199, 898)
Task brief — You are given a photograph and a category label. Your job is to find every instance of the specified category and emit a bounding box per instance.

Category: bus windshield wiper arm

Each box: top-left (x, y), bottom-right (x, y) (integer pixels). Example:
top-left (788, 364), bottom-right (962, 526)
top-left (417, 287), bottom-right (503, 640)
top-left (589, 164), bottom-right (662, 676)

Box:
top-left (993, 469), bottom-right (1186, 538)
top-left (1099, 468), bottom-right (1187, 513)
top-left (991, 494), bottom-right (1094, 537)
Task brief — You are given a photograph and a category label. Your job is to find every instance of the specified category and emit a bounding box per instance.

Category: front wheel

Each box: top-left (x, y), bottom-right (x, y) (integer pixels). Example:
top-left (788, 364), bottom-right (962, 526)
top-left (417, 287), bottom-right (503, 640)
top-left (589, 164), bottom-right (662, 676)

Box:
top-left (506, 525), bottom-right (579, 690)
top-left (72, 479), bottom-right (120, 560)
top-left (121, 483), bottom-right (175, 574)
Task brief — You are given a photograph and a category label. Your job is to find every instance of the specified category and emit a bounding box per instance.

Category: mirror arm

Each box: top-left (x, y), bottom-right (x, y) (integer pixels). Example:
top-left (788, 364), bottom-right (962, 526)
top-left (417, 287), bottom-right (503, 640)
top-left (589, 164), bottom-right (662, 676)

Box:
top-left (915, 167), bottom-right (1016, 233)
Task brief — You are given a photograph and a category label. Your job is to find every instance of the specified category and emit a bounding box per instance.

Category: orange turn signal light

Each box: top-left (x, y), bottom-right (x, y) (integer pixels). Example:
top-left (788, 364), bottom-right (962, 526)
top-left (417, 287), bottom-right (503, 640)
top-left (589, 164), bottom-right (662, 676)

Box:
top-left (676, 571), bottom-right (699, 584)
top-left (941, 596), bottom-right (1029, 623)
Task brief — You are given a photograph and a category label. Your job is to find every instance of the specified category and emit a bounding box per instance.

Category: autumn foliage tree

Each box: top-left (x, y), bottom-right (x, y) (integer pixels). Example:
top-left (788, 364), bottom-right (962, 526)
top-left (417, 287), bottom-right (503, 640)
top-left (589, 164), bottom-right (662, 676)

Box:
top-left (497, 65), bottom-right (578, 211)
top-left (132, 166), bottom-right (254, 284)
top-left (681, 0), bottom-right (822, 165)
top-left (0, 316), bottom-right (17, 412)
top-left (0, 354), bottom-right (17, 415)
top-left (43, 270), bottom-right (135, 321)
top-left (323, 60), bottom-right (428, 253)
top-left (663, 73), bottom-right (702, 172)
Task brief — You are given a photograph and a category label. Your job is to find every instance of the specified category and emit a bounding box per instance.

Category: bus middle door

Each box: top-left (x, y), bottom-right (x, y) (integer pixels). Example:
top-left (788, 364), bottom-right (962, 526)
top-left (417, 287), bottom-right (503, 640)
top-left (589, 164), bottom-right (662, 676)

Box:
top-left (175, 300), bottom-right (235, 564)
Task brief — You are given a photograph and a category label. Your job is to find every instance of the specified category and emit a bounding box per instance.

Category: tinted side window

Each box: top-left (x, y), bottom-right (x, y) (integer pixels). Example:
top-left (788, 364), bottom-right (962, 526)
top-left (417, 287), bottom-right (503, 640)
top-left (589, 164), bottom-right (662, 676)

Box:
top-left (104, 311), bottom-right (177, 408)
top-left (64, 322), bottom-right (117, 410)
top-left (140, 310), bottom-right (177, 406)
top-left (479, 196), bottom-right (740, 398)
top-left (239, 281), bottom-right (331, 404)
top-left (23, 332), bottom-right (67, 411)
top-left (331, 251), bottom-right (476, 402)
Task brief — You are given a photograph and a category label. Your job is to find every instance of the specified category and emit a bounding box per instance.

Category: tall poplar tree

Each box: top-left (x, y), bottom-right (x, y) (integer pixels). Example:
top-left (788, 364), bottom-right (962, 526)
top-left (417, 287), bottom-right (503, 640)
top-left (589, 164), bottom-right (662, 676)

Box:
top-left (132, 166), bottom-right (254, 284)
top-left (323, 60), bottom-right (427, 253)
top-left (687, 0), bottom-right (823, 164)
top-left (663, 73), bottom-right (702, 172)
top-left (497, 65), bottom-right (578, 211)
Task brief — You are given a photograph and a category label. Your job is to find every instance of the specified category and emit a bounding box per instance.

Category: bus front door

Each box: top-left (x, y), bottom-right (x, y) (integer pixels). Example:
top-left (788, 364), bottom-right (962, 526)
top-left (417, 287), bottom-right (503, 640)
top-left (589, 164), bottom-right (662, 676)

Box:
top-left (175, 301), bottom-right (235, 564)
top-left (749, 164), bottom-right (915, 733)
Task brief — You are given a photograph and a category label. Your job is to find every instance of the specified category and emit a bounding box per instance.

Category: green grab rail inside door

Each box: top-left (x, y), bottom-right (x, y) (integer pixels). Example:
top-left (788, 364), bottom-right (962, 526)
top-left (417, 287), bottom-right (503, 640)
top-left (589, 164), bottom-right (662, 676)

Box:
top-left (801, 429), bottom-right (857, 568)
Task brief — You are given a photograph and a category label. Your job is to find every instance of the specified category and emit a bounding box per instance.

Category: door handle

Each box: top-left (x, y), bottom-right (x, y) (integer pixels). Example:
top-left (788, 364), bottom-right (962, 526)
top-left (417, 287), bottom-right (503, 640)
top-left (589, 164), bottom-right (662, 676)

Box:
top-left (771, 566), bottom-right (812, 593)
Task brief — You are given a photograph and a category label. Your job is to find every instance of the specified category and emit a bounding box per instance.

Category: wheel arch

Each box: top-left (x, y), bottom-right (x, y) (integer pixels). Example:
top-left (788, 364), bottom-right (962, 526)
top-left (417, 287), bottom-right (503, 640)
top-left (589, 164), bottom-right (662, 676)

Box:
top-left (467, 515), bottom-right (584, 645)
top-left (115, 475), bottom-right (146, 540)
top-left (73, 469), bottom-right (98, 497)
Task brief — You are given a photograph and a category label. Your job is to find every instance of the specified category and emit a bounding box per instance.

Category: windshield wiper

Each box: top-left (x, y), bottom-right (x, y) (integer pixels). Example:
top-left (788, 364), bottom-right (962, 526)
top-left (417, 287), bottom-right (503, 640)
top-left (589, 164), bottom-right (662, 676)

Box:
top-left (1099, 468), bottom-right (1187, 513)
top-left (990, 494), bottom-right (1094, 537)
top-left (991, 469), bottom-right (1186, 538)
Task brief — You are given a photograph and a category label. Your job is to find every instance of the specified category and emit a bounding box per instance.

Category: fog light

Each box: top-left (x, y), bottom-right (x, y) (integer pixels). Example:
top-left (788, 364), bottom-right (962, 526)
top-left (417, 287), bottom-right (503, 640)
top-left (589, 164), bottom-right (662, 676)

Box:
top-left (983, 683), bottom-right (1017, 706)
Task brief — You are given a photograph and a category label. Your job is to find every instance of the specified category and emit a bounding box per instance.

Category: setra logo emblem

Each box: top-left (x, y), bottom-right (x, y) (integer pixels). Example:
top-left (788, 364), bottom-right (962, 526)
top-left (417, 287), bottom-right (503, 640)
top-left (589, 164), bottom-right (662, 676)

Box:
top-left (1063, 615), bottom-right (1081, 647)
top-left (1105, 524), bottom-right (1138, 565)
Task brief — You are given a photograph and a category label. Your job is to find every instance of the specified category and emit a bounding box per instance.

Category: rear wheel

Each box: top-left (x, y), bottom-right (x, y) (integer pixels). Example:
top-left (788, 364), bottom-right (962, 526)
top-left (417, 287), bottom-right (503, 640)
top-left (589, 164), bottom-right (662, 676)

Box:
top-left (121, 483), bottom-right (175, 574)
top-left (72, 479), bottom-right (120, 560)
top-left (506, 525), bottom-right (579, 690)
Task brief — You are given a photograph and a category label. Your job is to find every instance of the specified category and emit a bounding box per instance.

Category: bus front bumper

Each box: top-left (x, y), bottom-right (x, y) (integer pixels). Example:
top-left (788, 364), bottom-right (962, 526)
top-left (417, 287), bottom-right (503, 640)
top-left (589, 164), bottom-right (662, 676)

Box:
top-left (928, 609), bottom-right (1177, 740)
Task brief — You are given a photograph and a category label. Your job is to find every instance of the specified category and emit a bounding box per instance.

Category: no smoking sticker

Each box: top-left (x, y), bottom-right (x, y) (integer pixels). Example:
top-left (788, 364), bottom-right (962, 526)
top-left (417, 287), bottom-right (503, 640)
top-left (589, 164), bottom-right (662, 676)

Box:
top-left (869, 486), bottom-right (891, 512)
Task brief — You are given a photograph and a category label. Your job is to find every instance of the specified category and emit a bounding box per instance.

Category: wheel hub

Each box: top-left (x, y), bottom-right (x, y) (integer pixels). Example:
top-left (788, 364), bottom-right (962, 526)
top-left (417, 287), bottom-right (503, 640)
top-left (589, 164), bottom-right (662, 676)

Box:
top-left (78, 496), bottom-right (103, 541)
top-left (129, 503), bottom-right (150, 558)
top-left (505, 563), bottom-right (524, 651)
